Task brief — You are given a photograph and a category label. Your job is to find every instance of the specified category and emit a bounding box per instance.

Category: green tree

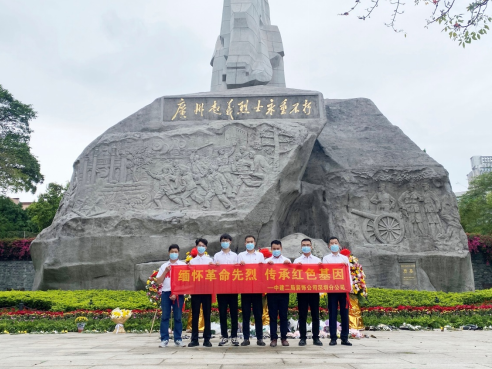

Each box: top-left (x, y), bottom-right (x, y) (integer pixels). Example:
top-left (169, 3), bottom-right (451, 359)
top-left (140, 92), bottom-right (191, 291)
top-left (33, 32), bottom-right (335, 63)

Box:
top-left (0, 84), bottom-right (44, 194)
top-left (0, 196), bottom-right (37, 238)
top-left (27, 183), bottom-right (67, 231)
top-left (458, 172), bottom-right (492, 234)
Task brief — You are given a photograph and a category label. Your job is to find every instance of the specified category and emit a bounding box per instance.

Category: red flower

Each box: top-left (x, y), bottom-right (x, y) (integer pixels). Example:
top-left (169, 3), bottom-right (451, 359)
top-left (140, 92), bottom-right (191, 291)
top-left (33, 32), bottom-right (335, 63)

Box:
top-left (340, 249), bottom-right (351, 257)
top-left (259, 248), bottom-right (272, 258)
top-left (190, 247), bottom-right (198, 258)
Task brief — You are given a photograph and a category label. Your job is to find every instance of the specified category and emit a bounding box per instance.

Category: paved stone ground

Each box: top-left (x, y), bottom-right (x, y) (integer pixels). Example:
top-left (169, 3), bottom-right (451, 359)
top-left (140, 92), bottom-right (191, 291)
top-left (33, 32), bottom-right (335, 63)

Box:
top-left (1, 331), bottom-right (492, 369)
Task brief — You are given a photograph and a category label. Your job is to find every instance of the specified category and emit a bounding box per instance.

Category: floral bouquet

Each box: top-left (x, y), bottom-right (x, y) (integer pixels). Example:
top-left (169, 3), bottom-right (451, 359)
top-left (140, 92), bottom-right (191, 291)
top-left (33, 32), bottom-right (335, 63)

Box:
top-left (341, 249), bottom-right (368, 301)
top-left (185, 247), bottom-right (199, 263)
top-left (111, 308), bottom-right (132, 334)
top-left (146, 270), bottom-right (162, 306)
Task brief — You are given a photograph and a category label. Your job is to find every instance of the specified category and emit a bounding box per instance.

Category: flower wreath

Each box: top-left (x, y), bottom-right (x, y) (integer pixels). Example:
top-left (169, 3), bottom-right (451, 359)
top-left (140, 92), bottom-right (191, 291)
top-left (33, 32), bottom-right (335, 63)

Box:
top-left (146, 270), bottom-right (162, 306)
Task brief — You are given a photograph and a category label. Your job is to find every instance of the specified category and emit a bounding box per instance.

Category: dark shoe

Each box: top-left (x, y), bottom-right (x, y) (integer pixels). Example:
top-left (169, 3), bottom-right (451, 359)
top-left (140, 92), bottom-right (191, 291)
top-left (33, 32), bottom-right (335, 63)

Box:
top-left (281, 339), bottom-right (289, 347)
top-left (188, 340), bottom-right (199, 347)
top-left (313, 338), bottom-right (323, 346)
top-left (341, 340), bottom-right (352, 346)
top-left (329, 339), bottom-right (337, 346)
top-left (218, 338), bottom-right (229, 346)
top-left (298, 339), bottom-right (306, 346)
top-left (203, 340), bottom-right (212, 347)
top-left (257, 339), bottom-right (266, 346)
top-left (270, 339), bottom-right (277, 347)
top-left (240, 339), bottom-right (250, 346)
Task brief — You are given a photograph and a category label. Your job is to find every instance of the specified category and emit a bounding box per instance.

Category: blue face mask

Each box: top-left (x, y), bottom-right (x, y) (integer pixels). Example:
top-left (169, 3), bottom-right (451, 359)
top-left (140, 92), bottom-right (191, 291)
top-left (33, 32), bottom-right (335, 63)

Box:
top-left (169, 253), bottom-right (179, 261)
top-left (301, 246), bottom-right (311, 254)
top-left (272, 250), bottom-right (281, 258)
top-left (197, 246), bottom-right (206, 255)
top-left (330, 244), bottom-right (340, 253)
top-left (221, 242), bottom-right (230, 249)
top-left (246, 243), bottom-right (255, 251)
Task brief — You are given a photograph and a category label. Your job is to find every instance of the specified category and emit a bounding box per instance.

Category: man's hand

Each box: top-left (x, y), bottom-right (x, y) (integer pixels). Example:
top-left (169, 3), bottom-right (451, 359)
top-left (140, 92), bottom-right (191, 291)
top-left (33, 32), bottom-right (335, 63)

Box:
top-left (268, 260), bottom-right (274, 265)
top-left (169, 295), bottom-right (177, 301)
top-left (239, 261), bottom-right (246, 266)
top-left (318, 262), bottom-right (323, 266)
top-left (283, 260), bottom-right (291, 264)
top-left (215, 262), bottom-right (220, 266)
top-left (209, 262), bottom-right (216, 266)
top-left (164, 266), bottom-right (171, 275)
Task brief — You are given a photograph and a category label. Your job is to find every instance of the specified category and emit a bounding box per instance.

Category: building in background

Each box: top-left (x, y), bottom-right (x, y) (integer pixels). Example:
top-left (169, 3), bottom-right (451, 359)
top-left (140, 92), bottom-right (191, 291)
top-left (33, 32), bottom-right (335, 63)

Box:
top-left (468, 156), bottom-right (492, 185)
top-left (9, 198), bottom-right (32, 210)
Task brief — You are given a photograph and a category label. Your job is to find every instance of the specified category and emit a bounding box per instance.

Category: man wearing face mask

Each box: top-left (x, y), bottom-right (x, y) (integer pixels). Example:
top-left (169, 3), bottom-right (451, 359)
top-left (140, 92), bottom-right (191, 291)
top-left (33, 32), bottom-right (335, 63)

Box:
top-left (265, 240), bottom-right (291, 347)
top-left (293, 238), bottom-right (323, 347)
top-left (323, 236), bottom-right (352, 346)
top-left (213, 233), bottom-right (240, 347)
top-left (237, 235), bottom-right (266, 346)
top-left (154, 244), bottom-right (186, 348)
top-left (188, 238), bottom-right (214, 348)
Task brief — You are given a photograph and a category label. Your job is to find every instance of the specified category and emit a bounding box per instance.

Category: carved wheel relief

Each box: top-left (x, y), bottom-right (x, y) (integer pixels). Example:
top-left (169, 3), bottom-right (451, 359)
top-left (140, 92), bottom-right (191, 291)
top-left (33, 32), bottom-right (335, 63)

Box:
top-left (349, 181), bottom-right (458, 246)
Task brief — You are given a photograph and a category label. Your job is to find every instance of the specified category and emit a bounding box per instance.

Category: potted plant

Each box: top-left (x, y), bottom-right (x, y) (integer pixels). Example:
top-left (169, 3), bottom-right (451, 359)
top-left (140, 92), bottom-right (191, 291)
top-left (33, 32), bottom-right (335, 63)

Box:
top-left (75, 317), bottom-right (89, 333)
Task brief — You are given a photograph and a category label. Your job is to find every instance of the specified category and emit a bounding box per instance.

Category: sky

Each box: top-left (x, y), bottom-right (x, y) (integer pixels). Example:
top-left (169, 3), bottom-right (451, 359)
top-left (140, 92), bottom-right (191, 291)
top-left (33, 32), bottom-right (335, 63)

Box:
top-left (1, 0), bottom-right (491, 201)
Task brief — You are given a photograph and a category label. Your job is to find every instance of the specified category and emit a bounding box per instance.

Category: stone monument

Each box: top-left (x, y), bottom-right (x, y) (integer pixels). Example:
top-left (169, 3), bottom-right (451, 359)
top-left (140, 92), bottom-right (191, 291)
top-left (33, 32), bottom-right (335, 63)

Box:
top-left (30, 0), bottom-right (474, 292)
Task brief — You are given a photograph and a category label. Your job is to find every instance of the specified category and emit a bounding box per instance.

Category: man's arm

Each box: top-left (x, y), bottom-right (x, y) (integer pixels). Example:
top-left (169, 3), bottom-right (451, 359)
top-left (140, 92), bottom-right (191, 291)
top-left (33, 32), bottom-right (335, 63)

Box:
top-left (155, 265), bottom-right (170, 284)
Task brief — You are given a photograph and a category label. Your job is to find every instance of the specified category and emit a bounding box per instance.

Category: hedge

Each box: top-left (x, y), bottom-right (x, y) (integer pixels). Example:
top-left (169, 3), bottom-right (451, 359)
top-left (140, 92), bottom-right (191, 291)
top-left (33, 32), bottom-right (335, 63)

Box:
top-left (2, 288), bottom-right (492, 312)
top-left (0, 290), bottom-right (154, 311)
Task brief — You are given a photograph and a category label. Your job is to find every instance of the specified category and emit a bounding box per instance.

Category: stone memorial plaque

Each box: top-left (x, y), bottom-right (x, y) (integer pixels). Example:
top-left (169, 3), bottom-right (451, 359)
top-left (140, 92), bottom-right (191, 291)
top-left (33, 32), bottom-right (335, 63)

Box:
top-left (400, 262), bottom-right (418, 289)
top-left (163, 95), bottom-right (320, 122)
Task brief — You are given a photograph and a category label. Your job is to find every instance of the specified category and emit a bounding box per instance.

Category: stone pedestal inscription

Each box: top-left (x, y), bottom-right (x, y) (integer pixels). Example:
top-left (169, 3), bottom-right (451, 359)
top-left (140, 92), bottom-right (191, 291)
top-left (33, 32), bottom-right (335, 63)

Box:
top-left (163, 96), bottom-right (319, 121)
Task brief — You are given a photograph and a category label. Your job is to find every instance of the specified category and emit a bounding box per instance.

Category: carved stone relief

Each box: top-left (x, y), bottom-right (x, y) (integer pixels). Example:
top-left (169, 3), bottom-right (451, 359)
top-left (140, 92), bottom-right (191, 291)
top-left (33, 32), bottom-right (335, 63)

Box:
top-left (59, 122), bottom-right (307, 218)
top-left (350, 181), bottom-right (456, 246)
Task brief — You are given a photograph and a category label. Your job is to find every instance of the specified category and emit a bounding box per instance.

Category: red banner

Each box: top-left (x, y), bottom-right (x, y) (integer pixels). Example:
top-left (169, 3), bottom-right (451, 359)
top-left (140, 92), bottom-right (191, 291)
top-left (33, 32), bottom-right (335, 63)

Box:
top-left (170, 263), bottom-right (351, 295)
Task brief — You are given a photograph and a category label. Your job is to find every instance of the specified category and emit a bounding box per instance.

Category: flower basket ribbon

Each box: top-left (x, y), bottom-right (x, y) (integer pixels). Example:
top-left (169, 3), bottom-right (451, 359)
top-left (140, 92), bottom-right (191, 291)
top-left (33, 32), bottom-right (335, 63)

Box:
top-left (115, 324), bottom-right (124, 334)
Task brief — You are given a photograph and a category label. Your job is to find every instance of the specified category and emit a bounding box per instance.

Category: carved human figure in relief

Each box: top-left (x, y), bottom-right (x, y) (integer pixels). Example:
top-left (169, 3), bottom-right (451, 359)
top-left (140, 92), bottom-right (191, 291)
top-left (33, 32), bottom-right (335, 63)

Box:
top-left (216, 143), bottom-right (240, 197)
top-left (210, 0), bottom-right (286, 91)
top-left (398, 183), bottom-right (426, 237)
top-left (146, 168), bottom-right (183, 208)
top-left (370, 183), bottom-right (396, 213)
top-left (422, 182), bottom-right (443, 237)
top-left (202, 165), bottom-right (235, 211)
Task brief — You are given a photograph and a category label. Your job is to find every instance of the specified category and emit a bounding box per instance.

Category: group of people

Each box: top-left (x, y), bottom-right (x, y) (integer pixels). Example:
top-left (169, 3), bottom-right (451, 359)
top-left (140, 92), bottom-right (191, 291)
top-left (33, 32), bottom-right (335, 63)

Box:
top-left (154, 234), bottom-right (352, 348)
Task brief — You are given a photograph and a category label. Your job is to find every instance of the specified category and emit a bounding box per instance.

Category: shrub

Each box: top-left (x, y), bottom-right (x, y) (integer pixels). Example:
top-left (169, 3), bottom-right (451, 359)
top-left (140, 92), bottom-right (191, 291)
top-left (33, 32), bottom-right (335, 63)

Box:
top-left (0, 238), bottom-right (33, 261)
top-left (468, 233), bottom-right (492, 266)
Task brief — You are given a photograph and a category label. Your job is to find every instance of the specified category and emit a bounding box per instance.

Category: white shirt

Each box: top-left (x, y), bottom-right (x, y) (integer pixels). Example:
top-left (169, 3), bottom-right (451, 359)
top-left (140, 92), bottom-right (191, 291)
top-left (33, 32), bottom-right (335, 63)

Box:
top-left (293, 254), bottom-right (321, 264)
top-left (157, 260), bottom-right (186, 292)
top-left (237, 250), bottom-right (265, 264)
top-left (213, 250), bottom-right (238, 264)
top-left (322, 253), bottom-right (353, 289)
top-left (189, 254), bottom-right (213, 265)
top-left (265, 255), bottom-right (292, 264)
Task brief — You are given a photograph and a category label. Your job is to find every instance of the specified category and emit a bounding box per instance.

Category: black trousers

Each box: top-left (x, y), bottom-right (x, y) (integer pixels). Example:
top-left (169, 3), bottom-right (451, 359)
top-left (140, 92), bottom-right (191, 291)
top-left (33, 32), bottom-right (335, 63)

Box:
top-left (267, 293), bottom-right (289, 340)
top-left (217, 293), bottom-right (238, 338)
top-left (298, 293), bottom-right (320, 340)
top-left (191, 294), bottom-right (212, 342)
top-left (241, 293), bottom-right (263, 340)
top-left (328, 292), bottom-right (349, 341)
